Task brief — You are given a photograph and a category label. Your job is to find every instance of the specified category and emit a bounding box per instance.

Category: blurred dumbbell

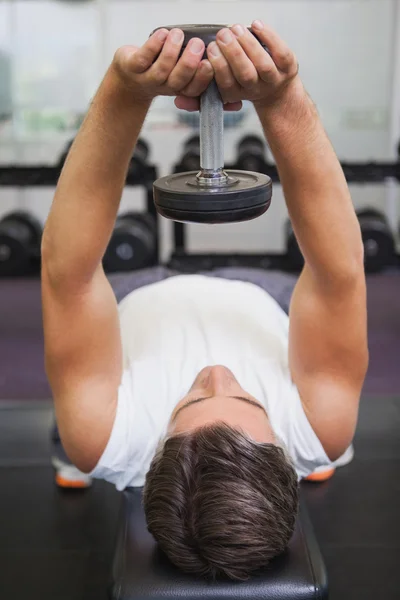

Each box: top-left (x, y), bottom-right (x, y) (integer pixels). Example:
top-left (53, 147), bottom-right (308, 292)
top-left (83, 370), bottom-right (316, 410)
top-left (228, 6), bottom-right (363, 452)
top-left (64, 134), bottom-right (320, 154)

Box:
top-left (127, 138), bottom-right (151, 180)
top-left (178, 134), bottom-right (201, 172)
top-left (57, 139), bottom-right (74, 169)
top-left (236, 135), bottom-right (268, 172)
top-left (103, 212), bottom-right (157, 273)
top-left (0, 211), bottom-right (43, 276)
top-left (357, 209), bottom-right (395, 273)
top-left (285, 220), bottom-right (304, 271)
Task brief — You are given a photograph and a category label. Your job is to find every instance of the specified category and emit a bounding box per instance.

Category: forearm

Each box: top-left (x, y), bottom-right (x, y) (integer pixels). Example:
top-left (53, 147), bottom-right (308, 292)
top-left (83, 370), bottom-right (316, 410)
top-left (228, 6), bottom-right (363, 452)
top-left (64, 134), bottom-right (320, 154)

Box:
top-left (42, 65), bottom-right (152, 286)
top-left (256, 81), bottom-right (364, 284)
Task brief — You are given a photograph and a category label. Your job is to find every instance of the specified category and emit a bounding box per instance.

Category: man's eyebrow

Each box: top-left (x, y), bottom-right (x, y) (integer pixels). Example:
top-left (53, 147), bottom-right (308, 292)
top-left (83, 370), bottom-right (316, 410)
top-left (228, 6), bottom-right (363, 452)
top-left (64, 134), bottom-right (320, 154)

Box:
top-left (173, 395), bottom-right (265, 421)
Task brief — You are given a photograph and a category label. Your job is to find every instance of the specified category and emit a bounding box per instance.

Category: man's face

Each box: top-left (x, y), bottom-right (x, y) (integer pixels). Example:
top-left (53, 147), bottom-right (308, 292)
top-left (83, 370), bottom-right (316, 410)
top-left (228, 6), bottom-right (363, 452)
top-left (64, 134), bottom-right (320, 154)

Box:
top-left (168, 365), bottom-right (276, 444)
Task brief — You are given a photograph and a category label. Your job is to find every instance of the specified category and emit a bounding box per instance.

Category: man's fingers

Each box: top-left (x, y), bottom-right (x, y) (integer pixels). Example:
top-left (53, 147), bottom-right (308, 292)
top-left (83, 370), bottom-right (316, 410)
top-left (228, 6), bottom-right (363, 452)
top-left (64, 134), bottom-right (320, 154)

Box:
top-left (215, 28), bottom-right (258, 89)
top-left (223, 101), bottom-right (243, 112)
top-left (146, 28), bottom-right (185, 85)
top-left (120, 29), bottom-right (169, 75)
top-left (207, 42), bottom-right (242, 102)
top-left (180, 60), bottom-right (214, 97)
top-left (174, 97), bottom-right (242, 113)
top-left (231, 24), bottom-right (279, 85)
top-left (174, 96), bottom-right (200, 112)
top-left (167, 39), bottom-right (207, 92)
top-left (251, 20), bottom-right (298, 75)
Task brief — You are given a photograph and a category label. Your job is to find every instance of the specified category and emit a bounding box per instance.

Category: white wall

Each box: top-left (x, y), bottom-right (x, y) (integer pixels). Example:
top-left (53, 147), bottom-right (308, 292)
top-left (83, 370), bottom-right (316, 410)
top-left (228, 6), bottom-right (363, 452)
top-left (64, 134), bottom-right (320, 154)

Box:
top-left (0, 0), bottom-right (398, 258)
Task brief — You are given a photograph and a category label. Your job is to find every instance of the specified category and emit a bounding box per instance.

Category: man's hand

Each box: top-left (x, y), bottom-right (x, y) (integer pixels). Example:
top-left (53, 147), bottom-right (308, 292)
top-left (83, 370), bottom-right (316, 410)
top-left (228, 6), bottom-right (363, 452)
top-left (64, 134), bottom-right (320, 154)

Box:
top-left (175, 20), bottom-right (300, 112)
top-left (113, 28), bottom-right (214, 104)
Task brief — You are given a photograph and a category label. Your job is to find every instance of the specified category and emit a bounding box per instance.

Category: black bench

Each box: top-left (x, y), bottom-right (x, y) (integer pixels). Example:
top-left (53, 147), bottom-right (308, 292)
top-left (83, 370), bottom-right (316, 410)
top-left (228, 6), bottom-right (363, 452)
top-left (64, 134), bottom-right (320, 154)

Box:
top-left (109, 487), bottom-right (328, 600)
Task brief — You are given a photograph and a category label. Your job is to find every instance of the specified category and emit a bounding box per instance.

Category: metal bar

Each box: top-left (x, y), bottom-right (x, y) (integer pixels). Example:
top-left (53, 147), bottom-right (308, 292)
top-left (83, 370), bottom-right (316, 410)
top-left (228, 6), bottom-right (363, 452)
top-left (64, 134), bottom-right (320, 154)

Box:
top-left (199, 80), bottom-right (224, 171)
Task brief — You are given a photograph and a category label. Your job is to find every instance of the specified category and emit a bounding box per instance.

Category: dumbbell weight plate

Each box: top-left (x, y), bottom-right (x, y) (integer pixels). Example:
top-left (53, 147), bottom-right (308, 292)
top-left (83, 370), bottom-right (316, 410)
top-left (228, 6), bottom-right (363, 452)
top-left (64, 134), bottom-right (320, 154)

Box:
top-left (151, 24), bottom-right (269, 58)
top-left (180, 134), bottom-right (201, 171)
top-left (104, 213), bottom-right (156, 273)
top-left (356, 210), bottom-right (394, 273)
top-left (154, 170), bottom-right (272, 224)
top-left (285, 220), bottom-right (304, 271)
top-left (237, 136), bottom-right (268, 172)
top-left (0, 211), bottom-right (43, 276)
top-left (127, 138), bottom-right (151, 180)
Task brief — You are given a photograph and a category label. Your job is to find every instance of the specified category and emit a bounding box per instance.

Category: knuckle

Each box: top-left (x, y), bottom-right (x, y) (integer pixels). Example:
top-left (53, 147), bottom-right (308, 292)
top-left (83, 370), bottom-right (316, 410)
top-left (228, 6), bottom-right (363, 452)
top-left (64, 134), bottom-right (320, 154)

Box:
top-left (240, 70), bottom-right (257, 86)
top-left (162, 48), bottom-right (178, 63)
top-left (168, 78), bottom-right (183, 93)
top-left (259, 64), bottom-right (275, 80)
top-left (134, 55), bottom-right (149, 73)
top-left (152, 67), bottom-right (168, 85)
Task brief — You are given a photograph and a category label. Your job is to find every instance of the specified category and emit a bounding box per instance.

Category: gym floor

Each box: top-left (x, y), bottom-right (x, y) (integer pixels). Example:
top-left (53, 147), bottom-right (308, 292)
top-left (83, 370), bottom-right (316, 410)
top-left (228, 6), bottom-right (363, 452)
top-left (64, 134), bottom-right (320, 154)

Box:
top-left (0, 272), bottom-right (399, 600)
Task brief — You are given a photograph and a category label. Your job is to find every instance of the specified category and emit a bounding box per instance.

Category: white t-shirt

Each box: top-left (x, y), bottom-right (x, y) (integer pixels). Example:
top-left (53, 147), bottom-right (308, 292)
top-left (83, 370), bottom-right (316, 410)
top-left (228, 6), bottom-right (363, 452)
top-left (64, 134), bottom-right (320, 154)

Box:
top-left (90, 275), bottom-right (332, 491)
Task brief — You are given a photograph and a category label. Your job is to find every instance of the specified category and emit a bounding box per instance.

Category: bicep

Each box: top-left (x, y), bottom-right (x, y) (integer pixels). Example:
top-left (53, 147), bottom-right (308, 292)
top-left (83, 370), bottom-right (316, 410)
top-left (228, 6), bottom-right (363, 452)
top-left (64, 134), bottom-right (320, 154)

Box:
top-left (288, 266), bottom-right (368, 459)
top-left (42, 266), bottom-right (123, 472)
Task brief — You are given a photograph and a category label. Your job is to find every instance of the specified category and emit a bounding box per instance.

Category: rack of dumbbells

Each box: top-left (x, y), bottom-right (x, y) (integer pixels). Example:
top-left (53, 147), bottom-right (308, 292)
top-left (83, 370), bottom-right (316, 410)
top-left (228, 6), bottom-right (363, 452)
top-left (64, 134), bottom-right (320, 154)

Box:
top-left (169, 134), bottom-right (400, 274)
top-left (0, 138), bottom-right (159, 277)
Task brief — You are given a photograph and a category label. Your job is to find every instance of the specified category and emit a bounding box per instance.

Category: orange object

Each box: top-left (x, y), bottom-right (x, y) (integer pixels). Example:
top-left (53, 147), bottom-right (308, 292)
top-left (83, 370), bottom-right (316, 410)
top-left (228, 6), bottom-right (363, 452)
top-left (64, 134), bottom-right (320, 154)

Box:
top-left (304, 468), bottom-right (336, 482)
top-left (55, 474), bottom-right (90, 489)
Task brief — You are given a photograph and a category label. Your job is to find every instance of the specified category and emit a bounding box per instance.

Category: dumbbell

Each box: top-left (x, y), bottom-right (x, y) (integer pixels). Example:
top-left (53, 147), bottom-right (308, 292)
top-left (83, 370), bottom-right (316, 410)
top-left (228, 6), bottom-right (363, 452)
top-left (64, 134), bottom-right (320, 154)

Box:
top-left (0, 211), bottom-right (43, 276)
top-left (58, 139), bottom-right (74, 169)
top-left (178, 135), bottom-right (201, 172)
top-left (152, 25), bottom-right (273, 224)
top-left (127, 138), bottom-right (151, 180)
top-left (285, 220), bottom-right (304, 271)
top-left (103, 212), bottom-right (157, 273)
top-left (356, 209), bottom-right (395, 273)
top-left (236, 135), bottom-right (268, 173)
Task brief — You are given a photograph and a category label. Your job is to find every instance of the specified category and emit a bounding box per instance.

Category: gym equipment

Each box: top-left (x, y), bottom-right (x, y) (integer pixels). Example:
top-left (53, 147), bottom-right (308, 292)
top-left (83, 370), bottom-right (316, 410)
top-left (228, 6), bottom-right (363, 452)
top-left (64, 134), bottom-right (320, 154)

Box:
top-left (178, 134), bottom-right (201, 172)
top-left (103, 212), bottom-right (157, 273)
top-left (286, 220), bottom-right (304, 271)
top-left (0, 211), bottom-right (43, 276)
top-left (356, 209), bottom-right (395, 273)
top-left (58, 139), bottom-right (74, 169)
top-left (128, 138), bottom-right (151, 180)
top-left (152, 25), bottom-right (272, 224)
top-left (236, 135), bottom-right (269, 172)
top-left (109, 488), bottom-right (328, 600)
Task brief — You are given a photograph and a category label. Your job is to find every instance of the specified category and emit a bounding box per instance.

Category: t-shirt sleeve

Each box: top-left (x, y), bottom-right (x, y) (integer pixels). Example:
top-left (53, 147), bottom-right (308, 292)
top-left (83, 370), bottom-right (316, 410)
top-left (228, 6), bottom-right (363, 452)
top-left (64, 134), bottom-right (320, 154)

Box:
top-left (274, 375), bottom-right (333, 480)
top-left (88, 369), bottom-right (145, 491)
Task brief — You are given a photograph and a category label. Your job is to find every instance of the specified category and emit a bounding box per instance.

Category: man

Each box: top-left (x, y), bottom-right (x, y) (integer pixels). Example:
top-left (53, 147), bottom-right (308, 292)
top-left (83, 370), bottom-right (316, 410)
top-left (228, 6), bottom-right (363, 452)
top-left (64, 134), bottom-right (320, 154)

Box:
top-left (42, 21), bottom-right (368, 581)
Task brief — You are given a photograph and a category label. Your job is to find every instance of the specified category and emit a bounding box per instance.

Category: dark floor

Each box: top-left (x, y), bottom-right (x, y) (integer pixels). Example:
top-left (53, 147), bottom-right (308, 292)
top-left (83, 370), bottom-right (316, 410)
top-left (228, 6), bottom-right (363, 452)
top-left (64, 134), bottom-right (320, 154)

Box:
top-left (0, 272), bottom-right (400, 399)
top-left (0, 396), bottom-right (399, 600)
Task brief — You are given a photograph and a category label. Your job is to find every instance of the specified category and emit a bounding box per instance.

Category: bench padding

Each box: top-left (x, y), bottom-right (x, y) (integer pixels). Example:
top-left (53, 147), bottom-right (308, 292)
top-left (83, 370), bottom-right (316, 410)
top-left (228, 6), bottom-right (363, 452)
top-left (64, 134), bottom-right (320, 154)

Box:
top-left (110, 487), bottom-right (328, 600)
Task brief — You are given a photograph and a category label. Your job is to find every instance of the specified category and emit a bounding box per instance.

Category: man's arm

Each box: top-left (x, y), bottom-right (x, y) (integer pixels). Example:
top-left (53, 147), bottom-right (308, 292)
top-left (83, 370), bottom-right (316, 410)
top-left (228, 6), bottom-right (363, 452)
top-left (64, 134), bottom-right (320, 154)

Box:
top-left (42, 29), bottom-right (213, 472)
top-left (42, 68), bottom-right (151, 472)
top-left (202, 22), bottom-right (368, 461)
top-left (256, 86), bottom-right (368, 460)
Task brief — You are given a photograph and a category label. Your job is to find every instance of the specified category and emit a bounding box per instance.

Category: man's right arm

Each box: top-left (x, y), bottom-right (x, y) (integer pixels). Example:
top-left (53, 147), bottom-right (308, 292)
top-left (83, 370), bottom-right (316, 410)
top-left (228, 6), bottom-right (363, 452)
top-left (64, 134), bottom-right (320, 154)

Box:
top-left (256, 83), bottom-right (368, 460)
top-left (256, 81), bottom-right (364, 285)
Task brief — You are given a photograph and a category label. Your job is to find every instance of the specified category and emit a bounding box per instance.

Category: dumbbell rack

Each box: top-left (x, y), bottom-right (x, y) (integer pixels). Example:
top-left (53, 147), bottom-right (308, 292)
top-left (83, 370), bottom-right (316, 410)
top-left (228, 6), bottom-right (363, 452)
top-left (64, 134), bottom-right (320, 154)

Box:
top-left (169, 159), bottom-right (400, 273)
top-left (0, 164), bottom-right (161, 272)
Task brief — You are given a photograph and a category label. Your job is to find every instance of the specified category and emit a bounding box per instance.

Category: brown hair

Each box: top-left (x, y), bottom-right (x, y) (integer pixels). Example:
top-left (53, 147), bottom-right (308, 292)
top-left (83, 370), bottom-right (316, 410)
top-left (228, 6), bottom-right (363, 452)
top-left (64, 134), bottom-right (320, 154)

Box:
top-left (143, 423), bottom-right (299, 581)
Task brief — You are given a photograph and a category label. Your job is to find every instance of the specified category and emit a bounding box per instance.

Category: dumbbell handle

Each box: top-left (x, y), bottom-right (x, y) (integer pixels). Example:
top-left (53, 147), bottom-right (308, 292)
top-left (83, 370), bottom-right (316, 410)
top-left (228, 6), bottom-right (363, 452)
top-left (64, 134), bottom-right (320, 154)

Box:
top-left (200, 80), bottom-right (224, 172)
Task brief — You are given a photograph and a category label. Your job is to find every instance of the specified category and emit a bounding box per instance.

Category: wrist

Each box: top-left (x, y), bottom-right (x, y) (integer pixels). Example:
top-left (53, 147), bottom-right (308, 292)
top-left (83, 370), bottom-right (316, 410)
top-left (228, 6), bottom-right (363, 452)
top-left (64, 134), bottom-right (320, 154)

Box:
top-left (254, 78), bottom-right (315, 124)
top-left (107, 61), bottom-right (153, 109)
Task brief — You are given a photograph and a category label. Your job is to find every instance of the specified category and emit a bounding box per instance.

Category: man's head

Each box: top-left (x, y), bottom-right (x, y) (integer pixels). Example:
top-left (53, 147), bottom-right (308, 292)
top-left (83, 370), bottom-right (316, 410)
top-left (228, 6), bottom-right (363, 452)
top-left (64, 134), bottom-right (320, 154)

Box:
top-left (143, 366), bottom-right (299, 580)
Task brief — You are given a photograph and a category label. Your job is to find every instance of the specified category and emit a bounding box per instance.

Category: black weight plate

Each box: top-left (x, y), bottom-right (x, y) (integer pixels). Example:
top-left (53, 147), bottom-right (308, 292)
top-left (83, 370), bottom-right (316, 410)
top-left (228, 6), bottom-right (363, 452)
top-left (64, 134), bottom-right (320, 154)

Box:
top-left (151, 25), bottom-right (269, 58)
top-left (1, 211), bottom-right (43, 252)
top-left (358, 217), bottom-right (395, 272)
top-left (104, 215), bottom-right (156, 272)
top-left (154, 170), bottom-right (272, 224)
top-left (356, 209), bottom-right (388, 225)
top-left (0, 234), bottom-right (30, 276)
